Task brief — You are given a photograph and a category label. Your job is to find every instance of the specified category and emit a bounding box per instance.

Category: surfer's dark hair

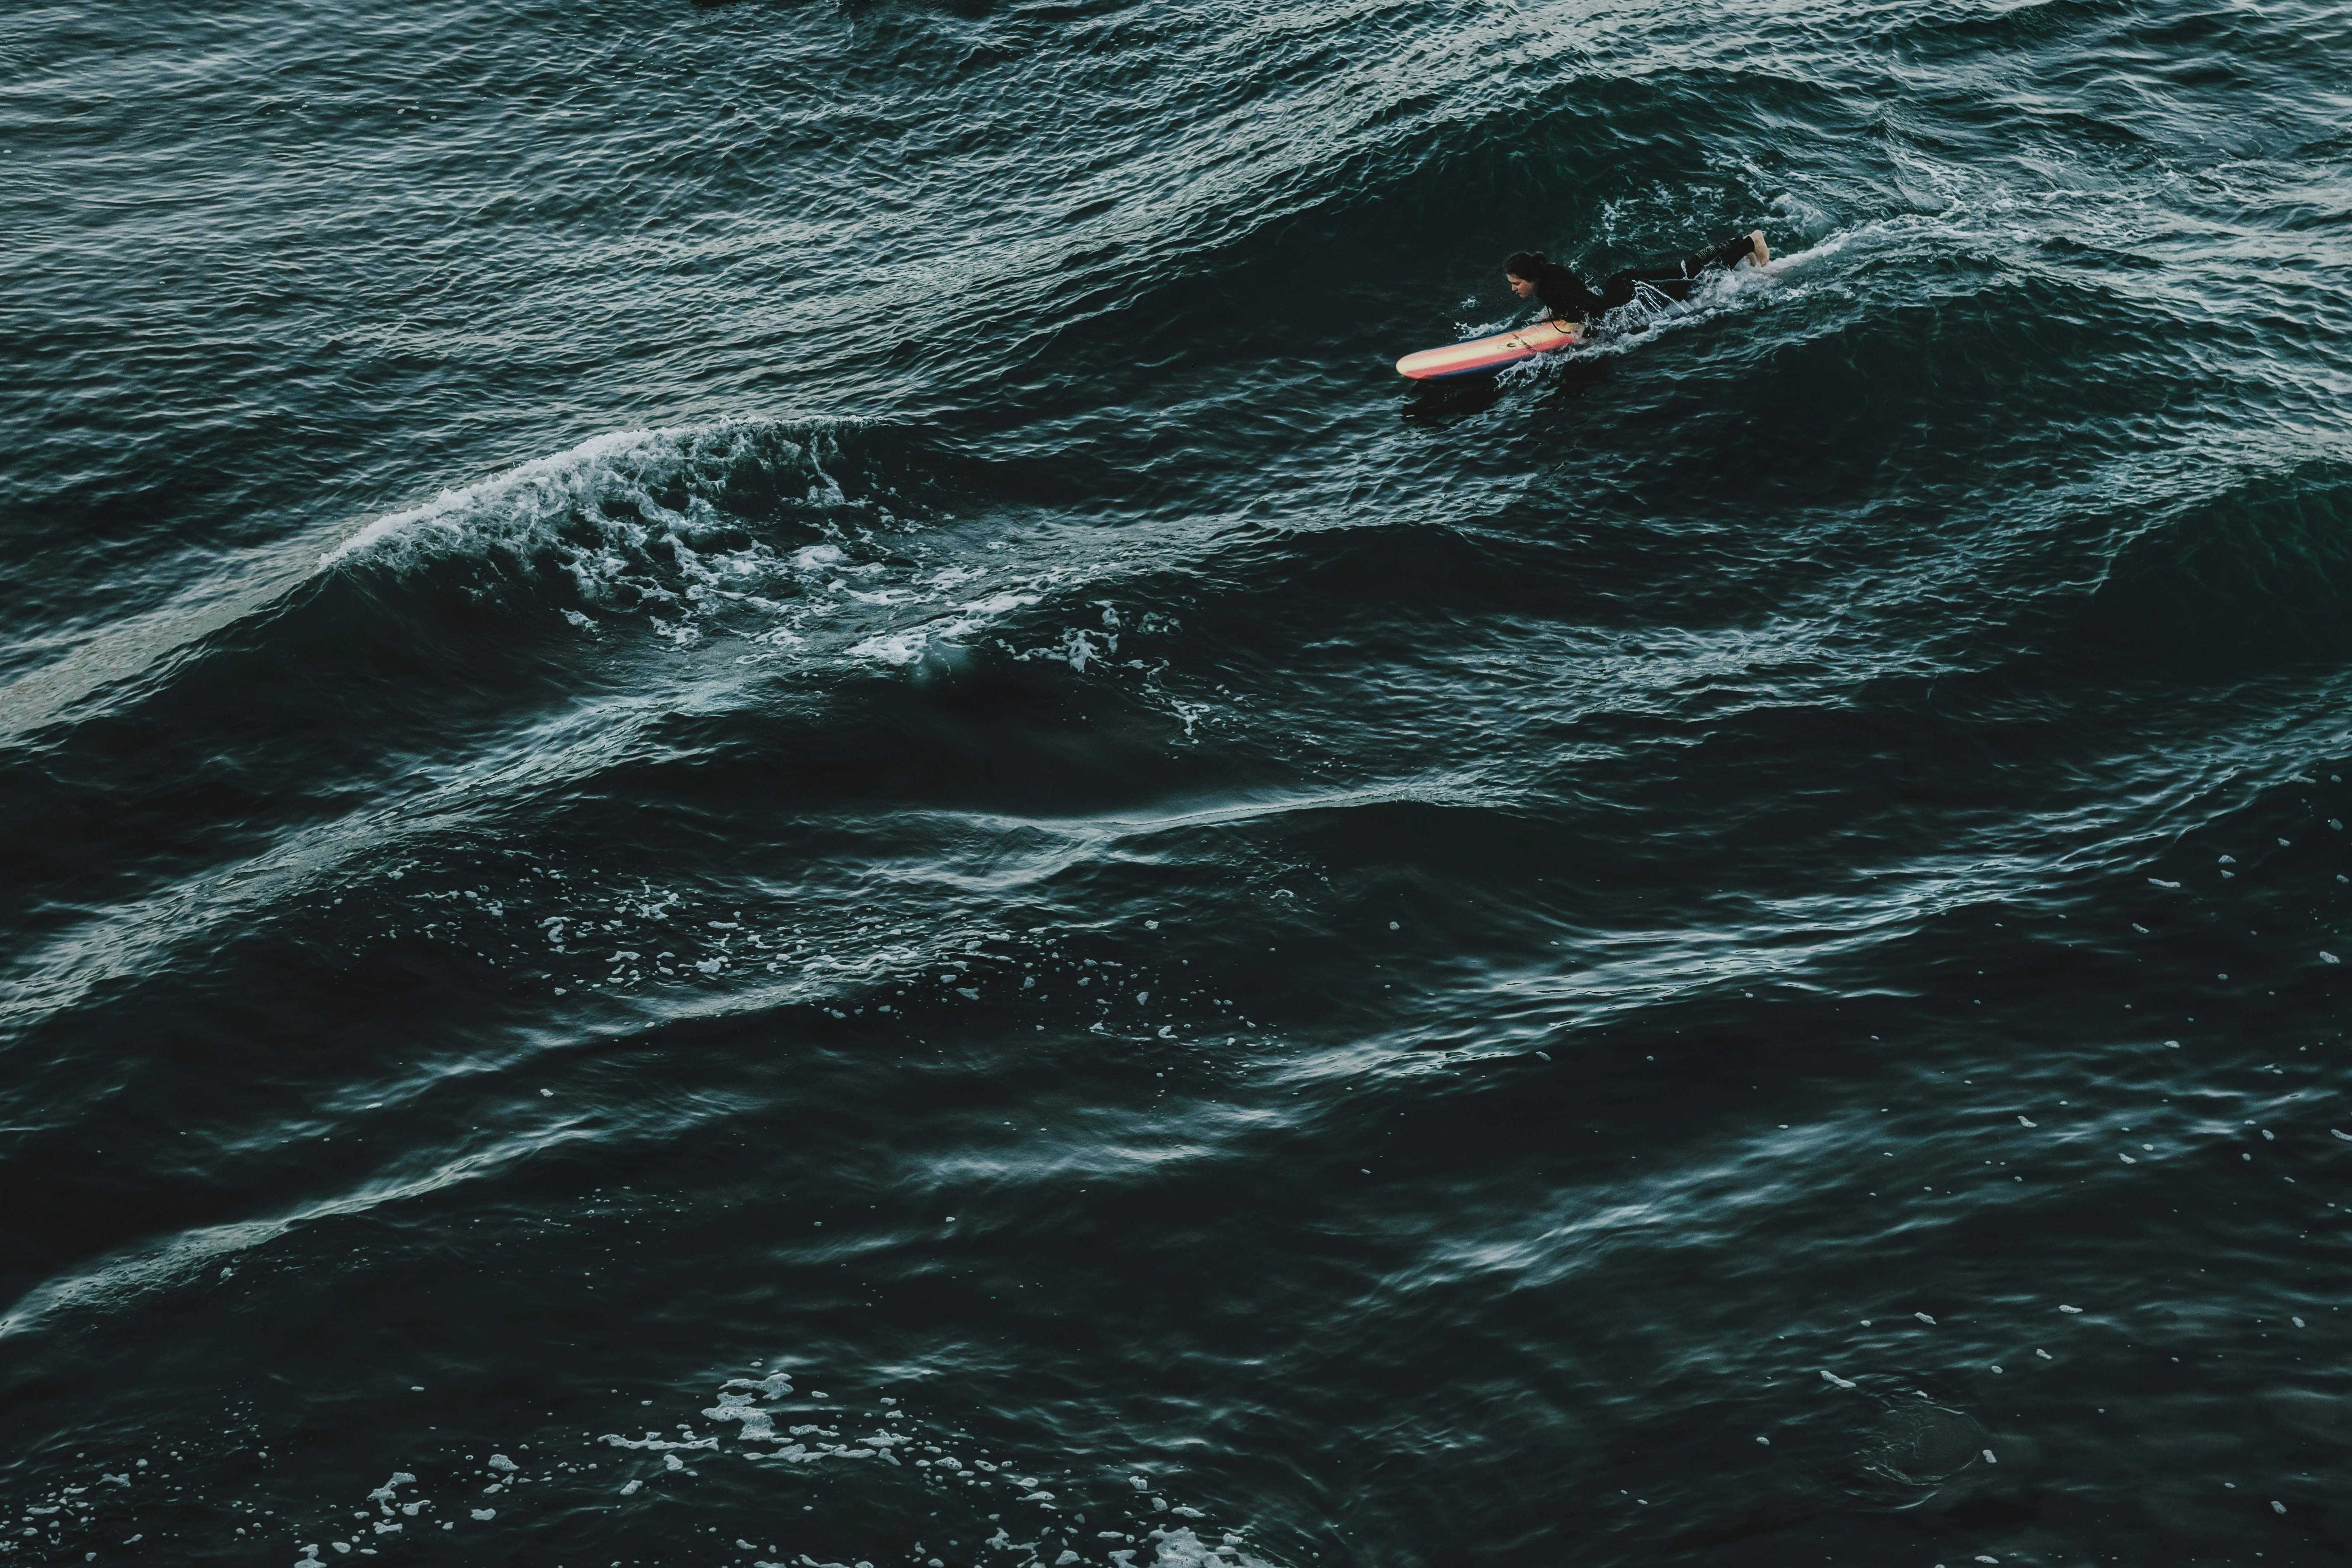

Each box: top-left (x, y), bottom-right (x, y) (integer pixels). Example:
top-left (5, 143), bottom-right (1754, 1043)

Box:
top-left (1503, 251), bottom-right (1550, 278)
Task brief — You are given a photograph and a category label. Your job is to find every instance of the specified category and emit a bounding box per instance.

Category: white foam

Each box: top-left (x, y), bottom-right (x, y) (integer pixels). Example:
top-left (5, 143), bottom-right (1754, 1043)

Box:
top-left (1148, 1529), bottom-right (1275, 1568)
top-left (311, 417), bottom-right (944, 670)
top-left (600, 1432), bottom-right (719, 1451)
top-left (847, 592), bottom-right (1042, 666)
top-left (320, 414), bottom-right (1094, 679)
top-left (321, 418), bottom-right (848, 570)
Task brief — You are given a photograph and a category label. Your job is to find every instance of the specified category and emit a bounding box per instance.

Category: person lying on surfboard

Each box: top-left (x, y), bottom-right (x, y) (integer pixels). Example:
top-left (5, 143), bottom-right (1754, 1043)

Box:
top-left (1392, 230), bottom-right (1769, 380)
top-left (1504, 230), bottom-right (1769, 327)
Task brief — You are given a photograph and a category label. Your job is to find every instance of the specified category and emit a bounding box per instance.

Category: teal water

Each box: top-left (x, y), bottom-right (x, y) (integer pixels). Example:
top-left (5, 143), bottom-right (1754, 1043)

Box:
top-left (4, 0), bottom-right (2352, 1562)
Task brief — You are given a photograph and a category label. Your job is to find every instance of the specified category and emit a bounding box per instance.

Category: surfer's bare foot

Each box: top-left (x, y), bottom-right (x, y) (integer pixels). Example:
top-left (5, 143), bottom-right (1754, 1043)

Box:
top-left (1748, 229), bottom-right (1769, 267)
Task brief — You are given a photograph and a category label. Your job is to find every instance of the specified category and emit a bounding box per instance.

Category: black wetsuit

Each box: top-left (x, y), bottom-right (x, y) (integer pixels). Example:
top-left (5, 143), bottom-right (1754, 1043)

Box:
top-left (1529, 234), bottom-right (1758, 325)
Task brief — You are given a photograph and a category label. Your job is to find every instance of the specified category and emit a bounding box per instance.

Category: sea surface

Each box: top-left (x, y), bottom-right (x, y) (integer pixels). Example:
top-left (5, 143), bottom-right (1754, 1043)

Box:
top-left (5, 0), bottom-right (2352, 1561)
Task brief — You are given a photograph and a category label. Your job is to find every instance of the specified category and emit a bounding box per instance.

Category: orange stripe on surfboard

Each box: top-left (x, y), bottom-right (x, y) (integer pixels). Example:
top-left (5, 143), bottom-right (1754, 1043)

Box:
top-left (1395, 317), bottom-right (1582, 380)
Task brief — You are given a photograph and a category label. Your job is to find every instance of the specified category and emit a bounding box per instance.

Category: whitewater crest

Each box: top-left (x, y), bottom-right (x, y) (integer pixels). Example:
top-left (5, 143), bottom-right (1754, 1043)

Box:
top-left (311, 414), bottom-right (1181, 681)
top-left (312, 416), bottom-right (941, 644)
top-left (319, 416), bottom-right (871, 572)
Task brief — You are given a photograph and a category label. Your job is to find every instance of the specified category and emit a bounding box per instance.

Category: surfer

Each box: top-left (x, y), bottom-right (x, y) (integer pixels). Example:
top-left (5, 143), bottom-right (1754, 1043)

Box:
top-left (1505, 230), bottom-right (1768, 327)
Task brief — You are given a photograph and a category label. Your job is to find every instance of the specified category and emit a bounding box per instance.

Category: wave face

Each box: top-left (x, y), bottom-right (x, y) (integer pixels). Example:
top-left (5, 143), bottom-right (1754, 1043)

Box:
top-left (4, 0), bottom-right (2352, 1562)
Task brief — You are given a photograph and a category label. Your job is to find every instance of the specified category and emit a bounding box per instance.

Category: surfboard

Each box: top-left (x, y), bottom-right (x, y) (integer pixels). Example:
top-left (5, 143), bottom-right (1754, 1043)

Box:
top-left (1395, 316), bottom-right (1582, 380)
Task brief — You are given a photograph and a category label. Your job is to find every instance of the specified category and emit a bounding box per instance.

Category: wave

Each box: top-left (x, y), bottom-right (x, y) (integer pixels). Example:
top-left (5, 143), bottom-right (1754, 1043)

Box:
top-left (2071, 459), bottom-right (2352, 671)
top-left (320, 415), bottom-right (871, 569)
top-left (2, 416), bottom-right (993, 743)
top-left (318, 414), bottom-right (894, 624)
top-left (0, 1125), bottom-right (597, 1343)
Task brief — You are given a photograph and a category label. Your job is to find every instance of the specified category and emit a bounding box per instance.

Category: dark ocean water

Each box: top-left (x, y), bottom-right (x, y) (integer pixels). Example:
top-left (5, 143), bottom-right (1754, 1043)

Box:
top-left (6, 0), bottom-right (2352, 1562)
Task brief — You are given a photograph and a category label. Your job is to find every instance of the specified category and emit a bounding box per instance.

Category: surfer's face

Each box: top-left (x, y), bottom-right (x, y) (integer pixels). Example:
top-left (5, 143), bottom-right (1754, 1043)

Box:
top-left (1506, 273), bottom-right (1537, 298)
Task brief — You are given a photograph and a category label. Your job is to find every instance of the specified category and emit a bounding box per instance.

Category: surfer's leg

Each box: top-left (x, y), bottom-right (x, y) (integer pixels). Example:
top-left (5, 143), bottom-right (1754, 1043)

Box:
top-left (1595, 271), bottom-right (1645, 311)
top-left (1599, 269), bottom-right (1695, 310)
top-left (1606, 233), bottom-right (1752, 299)
top-left (1676, 232), bottom-right (1766, 277)
top-left (1595, 232), bottom-right (1769, 318)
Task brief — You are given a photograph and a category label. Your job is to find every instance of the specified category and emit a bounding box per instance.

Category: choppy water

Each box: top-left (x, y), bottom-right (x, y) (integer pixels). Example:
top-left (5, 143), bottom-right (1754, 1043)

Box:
top-left (6, 0), bottom-right (2352, 1561)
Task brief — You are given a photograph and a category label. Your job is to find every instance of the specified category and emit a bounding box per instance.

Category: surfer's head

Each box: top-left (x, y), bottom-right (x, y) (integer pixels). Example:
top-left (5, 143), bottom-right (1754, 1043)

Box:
top-left (1503, 251), bottom-right (1548, 298)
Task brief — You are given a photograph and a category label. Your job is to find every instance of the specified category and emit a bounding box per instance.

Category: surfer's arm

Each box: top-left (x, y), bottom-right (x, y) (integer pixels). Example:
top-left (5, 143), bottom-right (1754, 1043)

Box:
top-left (1536, 273), bottom-right (1602, 324)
